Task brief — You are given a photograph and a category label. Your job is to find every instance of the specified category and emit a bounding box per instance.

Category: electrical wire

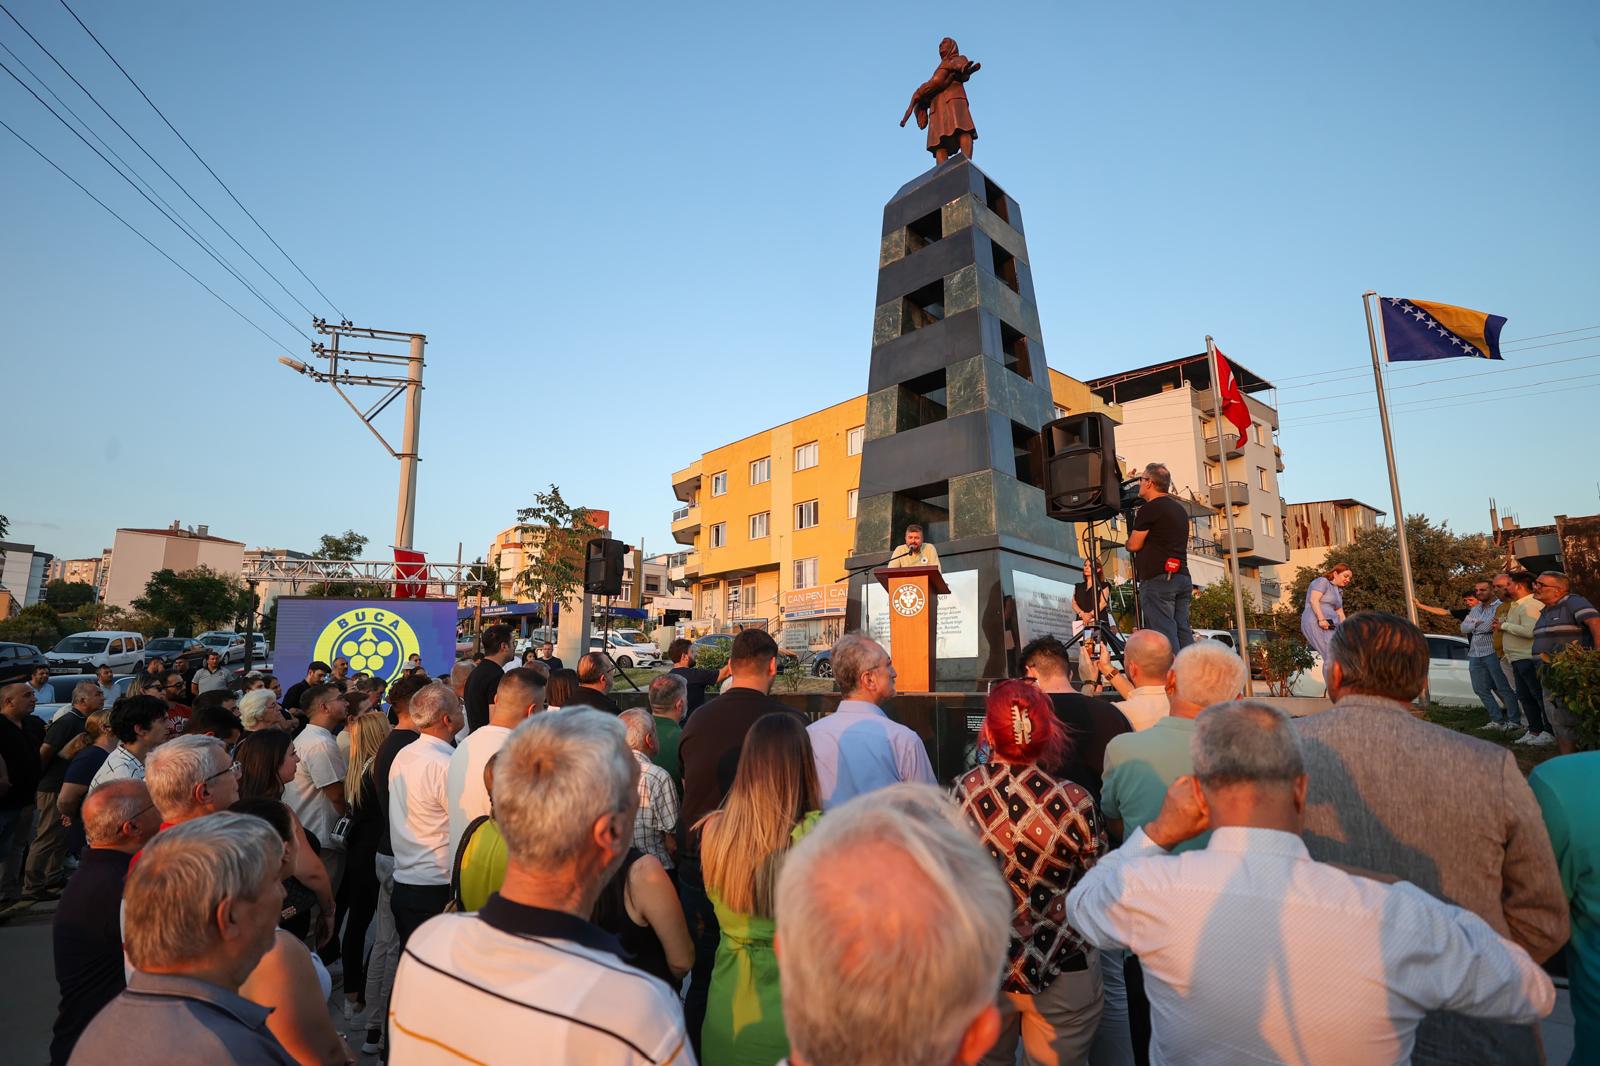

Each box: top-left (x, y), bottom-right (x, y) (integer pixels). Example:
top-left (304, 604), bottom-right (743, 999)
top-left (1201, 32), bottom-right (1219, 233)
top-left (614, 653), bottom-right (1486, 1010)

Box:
top-left (0, 2), bottom-right (316, 334)
top-left (1278, 349), bottom-right (1600, 407)
top-left (1286, 370), bottom-right (1600, 427)
top-left (54, 0), bottom-right (347, 321)
top-left (1264, 327), bottom-right (1600, 390)
top-left (1, 115), bottom-right (297, 351)
top-left (0, 55), bottom-right (312, 341)
top-left (0, 36), bottom-right (262, 315)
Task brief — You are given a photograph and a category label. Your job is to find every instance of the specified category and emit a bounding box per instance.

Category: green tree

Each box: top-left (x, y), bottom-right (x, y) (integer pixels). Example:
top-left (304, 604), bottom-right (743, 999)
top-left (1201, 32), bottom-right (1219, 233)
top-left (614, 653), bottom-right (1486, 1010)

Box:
top-left (304, 530), bottom-right (385, 599)
top-left (316, 530), bottom-right (369, 560)
top-left (133, 567), bottom-right (254, 636)
top-left (516, 485), bottom-right (595, 634)
top-left (1188, 578), bottom-right (1262, 631)
top-left (0, 602), bottom-right (67, 648)
top-left (1287, 516), bottom-right (1504, 635)
top-left (43, 580), bottom-right (97, 612)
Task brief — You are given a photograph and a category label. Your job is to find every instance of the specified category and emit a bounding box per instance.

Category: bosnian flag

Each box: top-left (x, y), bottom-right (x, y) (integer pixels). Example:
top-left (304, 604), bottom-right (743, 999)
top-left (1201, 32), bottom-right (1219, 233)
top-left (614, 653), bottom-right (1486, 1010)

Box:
top-left (1213, 348), bottom-right (1252, 437)
top-left (1379, 297), bottom-right (1506, 362)
top-left (394, 547), bottom-right (427, 598)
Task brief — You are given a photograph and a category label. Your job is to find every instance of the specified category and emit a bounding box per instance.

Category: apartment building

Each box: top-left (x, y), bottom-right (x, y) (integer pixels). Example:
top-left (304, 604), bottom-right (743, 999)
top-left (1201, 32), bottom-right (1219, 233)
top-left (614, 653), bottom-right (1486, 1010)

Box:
top-left (669, 370), bottom-right (1116, 649)
top-left (102, 523), bottom-right (245, 610)
top-left (1085, 354), bottom-right (1289, 607)
top-left (1285, 499), bottom-right (1385, 579)
top-left (0, 541), bottom-right (51, 610)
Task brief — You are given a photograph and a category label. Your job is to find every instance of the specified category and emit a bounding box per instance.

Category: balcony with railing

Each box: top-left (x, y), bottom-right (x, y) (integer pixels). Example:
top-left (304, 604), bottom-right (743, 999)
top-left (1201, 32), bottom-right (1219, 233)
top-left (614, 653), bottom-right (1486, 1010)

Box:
top-left (672, 460), bottom-right (703, 504)
top-left (671, 504), bottom-right (701, 545)
top-left (1274, 444), bottom-right (1285, 472)
top-left (1208, 481), bottom-right (1249, 508)
top-left (1205, 433), bottom-right (1245, 461)
top-left (1214, 527), bottom-right (1257, 556)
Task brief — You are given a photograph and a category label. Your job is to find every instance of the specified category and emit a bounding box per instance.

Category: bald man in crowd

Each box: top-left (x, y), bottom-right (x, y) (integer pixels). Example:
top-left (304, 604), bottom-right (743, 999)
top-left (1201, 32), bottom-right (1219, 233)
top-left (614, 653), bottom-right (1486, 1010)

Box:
top-left (1088, 629), bottom-right (1176, 731)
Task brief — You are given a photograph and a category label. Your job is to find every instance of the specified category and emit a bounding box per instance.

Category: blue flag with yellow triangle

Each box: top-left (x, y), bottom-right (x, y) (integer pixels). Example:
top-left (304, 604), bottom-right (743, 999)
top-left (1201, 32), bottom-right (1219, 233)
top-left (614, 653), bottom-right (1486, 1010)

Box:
top-left (1379, 297), bottom-right (1506, 362)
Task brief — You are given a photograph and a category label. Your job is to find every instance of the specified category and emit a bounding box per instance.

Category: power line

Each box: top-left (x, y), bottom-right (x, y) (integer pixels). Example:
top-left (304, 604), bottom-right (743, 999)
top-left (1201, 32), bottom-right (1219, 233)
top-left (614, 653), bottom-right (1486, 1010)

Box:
top-left (0, 36), bottom-right (252, 306)
top-left (1265, 326), bottom-right (1600, 390)
top-left (1286, 369), bottom-right (1600, 427)
top-left (1280, 379), bottom-right (1600, 431)
top-left (54, 0), bottom-right (347, 320)
top-left (1278, 349), bottom-right (1600, 407)
top-left (1, 115), bottom-right (297, 351)
top-left (0, 1), bottom-right (316, 334)
top-left (0, 54), bottom-right (312, 341)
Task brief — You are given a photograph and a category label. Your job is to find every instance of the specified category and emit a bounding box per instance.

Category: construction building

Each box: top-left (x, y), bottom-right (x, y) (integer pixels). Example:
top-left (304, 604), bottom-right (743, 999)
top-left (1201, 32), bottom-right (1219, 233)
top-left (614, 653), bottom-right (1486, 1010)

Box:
top-left (1285, 499), bottom-right (1386, 580)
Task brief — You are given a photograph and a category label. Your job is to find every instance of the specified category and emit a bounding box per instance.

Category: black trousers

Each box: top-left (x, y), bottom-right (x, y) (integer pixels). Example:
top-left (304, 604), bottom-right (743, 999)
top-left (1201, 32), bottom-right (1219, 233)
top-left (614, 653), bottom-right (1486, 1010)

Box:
top-left (390, 880), bottom-right (451, 950)
top-left (676, 855), bottom-right (720, 1057)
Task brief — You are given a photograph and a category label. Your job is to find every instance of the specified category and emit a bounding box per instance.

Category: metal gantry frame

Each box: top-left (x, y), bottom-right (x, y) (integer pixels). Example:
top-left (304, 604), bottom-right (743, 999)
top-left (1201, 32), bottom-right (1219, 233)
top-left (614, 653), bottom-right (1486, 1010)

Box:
top-left (279, 319), bottom-right (426, 549)
top-left (242, 555), bottom-right (488, 597)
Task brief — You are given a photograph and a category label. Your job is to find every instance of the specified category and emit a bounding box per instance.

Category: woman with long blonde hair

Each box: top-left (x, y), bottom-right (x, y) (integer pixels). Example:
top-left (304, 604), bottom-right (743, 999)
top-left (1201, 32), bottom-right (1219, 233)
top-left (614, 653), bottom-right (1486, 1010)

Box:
top-left (697, 712), bottom-right (822, 1064)
top-left (339, 711), bottom-right (393, 1022)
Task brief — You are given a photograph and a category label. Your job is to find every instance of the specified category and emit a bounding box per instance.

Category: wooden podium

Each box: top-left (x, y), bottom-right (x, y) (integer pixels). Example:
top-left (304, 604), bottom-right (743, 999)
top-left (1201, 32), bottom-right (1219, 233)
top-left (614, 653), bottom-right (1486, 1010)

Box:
top-left (874, 565), bottom-right (949, 693)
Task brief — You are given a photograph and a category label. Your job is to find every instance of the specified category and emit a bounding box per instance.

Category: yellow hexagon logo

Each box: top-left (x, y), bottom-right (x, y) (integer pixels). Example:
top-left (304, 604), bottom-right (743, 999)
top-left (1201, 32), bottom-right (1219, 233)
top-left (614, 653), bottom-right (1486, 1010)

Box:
top-left (312, 607), bottom-right (422, 686)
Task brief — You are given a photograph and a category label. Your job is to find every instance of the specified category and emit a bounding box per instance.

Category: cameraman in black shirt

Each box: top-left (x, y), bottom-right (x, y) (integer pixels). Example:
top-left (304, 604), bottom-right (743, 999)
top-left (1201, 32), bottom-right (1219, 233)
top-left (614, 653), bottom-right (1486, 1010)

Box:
top-left (1125, 462), bottom-right (1192, 653)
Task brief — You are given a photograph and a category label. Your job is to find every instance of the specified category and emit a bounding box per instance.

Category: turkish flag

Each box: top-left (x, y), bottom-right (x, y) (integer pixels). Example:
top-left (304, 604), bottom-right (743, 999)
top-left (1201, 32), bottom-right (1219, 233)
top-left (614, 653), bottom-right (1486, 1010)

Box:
top-left (394, 547), bottom-right (427, 599)
top-left (1213, 349), bottom-right (1252, 437)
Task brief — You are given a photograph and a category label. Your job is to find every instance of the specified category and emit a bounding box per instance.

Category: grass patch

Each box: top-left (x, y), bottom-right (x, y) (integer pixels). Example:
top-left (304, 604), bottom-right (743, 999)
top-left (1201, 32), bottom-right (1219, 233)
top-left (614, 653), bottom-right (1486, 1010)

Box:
top-left (1421, 703), bottom-right (1560, 777)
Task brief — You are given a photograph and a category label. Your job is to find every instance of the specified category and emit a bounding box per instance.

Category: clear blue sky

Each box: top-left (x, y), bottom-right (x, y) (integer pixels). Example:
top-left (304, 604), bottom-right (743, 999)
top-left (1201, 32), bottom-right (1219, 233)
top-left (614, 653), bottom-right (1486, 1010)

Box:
top-left (4, 0), bottom-right (1597, 565)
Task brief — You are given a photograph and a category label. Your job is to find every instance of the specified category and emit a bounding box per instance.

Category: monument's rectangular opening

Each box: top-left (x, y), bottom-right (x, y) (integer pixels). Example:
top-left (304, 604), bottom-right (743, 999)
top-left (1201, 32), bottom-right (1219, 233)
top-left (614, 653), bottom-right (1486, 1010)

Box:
top-left (1000, 323), bottom-right (1032, 380)
top-left (897, 368), bottom-right (947, 430)
top-left (896, 481), bottom-right (950, 544)
top-left (984, 177), bottom-right (1010, 224)
top-left (900, 279), bottom-right (946, 335)
top-left (990, 243), bottom-right (1020, 294)
top-left (1012, 421), bottom-right (1044, 490)
top-left (905, 209), bottom-right (943, 254)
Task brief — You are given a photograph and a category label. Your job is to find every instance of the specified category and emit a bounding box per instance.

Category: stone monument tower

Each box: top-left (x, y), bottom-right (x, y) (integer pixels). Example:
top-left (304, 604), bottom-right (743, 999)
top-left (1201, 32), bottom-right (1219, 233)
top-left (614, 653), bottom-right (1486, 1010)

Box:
top-left (845, 155), bottom-right (1084, 685)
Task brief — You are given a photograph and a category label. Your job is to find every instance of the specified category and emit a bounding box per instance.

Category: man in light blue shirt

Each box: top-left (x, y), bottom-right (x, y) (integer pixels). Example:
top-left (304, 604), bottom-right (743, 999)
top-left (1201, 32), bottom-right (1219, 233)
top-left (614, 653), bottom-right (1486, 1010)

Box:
top-left (807, 634), bottom-right (935, 808)
top-left (1461, 579), bottom-right (1517, 728)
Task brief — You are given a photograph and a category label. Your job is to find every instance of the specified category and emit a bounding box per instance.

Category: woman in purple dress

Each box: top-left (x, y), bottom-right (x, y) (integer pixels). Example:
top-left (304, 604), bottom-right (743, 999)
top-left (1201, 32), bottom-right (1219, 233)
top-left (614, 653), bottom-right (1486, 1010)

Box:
top-left (1301, 564), bottom-right (1353, 659)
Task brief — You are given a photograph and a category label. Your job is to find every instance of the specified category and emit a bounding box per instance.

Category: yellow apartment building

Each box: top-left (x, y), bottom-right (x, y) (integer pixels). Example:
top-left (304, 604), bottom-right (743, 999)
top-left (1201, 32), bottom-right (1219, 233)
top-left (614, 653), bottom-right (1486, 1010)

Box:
top-left (670, 369), bottom-right (1116, 650)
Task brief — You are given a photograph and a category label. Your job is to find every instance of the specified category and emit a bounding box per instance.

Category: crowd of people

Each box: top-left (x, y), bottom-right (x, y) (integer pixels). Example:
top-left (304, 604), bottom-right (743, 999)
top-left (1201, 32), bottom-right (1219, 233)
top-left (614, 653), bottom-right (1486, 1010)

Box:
top-left (0, 594), bottom-right (1592, 1065)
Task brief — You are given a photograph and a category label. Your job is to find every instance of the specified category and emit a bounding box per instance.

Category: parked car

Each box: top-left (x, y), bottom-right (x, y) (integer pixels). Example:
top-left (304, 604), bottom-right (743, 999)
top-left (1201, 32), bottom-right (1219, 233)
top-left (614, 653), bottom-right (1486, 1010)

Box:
top-left (44, 631), bottom-right (145, 674)
top-left (807, 648), bottom-right (833, 678)
top-left (244, 634), bottom-right (272, 664)
top-left (588, 633), bottom-right (661, 670)
top-left (690, 633), bottom-right (801, 671)
top-left (609, 629), bottom-right (661, 659)
top-left (1290, 633), bottom-right (1477, 706)
top-left (31, 673), bottom-right (138, 724)
top-left (197, 631), bottom-right (247, 664)
top-left (0, 642), bottom-right (51, 685)
top-left (140, 637), bottom-right (211, 679)
top-left (1193, 628), bottom-right (1273, 679)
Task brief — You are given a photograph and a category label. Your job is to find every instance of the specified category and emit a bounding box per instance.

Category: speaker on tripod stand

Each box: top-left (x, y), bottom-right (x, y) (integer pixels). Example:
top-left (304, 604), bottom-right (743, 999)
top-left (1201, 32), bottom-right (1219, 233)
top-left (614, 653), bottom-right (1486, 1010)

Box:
top-left (1042, 412), bottom-right (1122, 522)
top-left (584, 538), bottom-right (625, 597)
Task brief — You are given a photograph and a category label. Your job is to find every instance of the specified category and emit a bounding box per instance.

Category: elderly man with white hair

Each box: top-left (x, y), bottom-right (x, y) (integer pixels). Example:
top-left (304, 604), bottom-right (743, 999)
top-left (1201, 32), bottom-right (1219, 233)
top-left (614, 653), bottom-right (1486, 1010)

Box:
top-left (142, 734), bottom-right (239, 826)
top-left (774, 782), bottom-right (1011, 1066)
top-left (1088, 629), bottom-right (1174, 730)
top-left (387, 681), bottom-right (465, 949)
top-left (619, 708), bottom-right (679, 873)
top-left (806, 633), bottom-right (936, 809)
top-left (70, 813), bottom-right (295, 1065)
top-left (1067, 701), bottom-right (1556, 1065)
top-left (389, 708), bottom-right (691, 1064)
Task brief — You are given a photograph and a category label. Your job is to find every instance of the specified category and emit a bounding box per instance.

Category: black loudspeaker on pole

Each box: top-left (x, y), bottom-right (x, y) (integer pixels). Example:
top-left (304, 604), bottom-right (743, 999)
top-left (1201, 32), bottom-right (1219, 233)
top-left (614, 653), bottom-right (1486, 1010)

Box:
top-left (1042, 412), bottom-right (1123, 522)
top-left (584, 538), bottom-right (626, 597)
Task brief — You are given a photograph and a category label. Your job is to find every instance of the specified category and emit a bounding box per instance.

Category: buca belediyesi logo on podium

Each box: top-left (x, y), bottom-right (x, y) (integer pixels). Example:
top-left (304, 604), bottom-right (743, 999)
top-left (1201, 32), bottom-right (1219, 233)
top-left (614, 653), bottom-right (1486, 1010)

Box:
top-left (313, 608), bottom-right (422, 685)
top-left (891, 583), bottom-right (927, 617)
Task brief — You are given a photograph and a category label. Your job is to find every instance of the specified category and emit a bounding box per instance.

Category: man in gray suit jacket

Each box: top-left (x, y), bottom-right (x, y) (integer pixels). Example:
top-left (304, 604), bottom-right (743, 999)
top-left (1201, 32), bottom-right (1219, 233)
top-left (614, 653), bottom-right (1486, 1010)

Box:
top-left (1296, 611), bottom-right (1568, 1066)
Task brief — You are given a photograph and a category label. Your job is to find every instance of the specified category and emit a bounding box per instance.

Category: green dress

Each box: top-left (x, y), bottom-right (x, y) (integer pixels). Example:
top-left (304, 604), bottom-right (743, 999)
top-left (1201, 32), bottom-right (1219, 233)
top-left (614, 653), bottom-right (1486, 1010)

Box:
top-left (700, 811), bottom-right (820, 1065)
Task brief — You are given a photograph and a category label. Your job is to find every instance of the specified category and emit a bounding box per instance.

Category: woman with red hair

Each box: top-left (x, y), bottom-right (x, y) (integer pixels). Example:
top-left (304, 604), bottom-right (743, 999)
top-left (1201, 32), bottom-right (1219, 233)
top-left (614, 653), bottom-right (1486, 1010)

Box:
top-left (953, 680), bottom-right (1108, 1065)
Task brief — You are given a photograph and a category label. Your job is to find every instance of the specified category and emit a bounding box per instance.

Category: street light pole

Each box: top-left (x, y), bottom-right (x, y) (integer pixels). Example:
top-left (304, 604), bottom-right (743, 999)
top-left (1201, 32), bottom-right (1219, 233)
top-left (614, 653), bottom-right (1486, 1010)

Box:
top-left (280, 320), bottom-right (428, 550)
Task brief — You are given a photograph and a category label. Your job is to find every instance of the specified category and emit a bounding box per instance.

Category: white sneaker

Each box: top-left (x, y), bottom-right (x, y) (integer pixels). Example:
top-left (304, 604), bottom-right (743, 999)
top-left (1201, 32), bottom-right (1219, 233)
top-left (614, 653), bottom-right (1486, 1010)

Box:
top-left (1530, 732), bottom-right (1557, 747)
top-left (1514, 730), bottom-right (1540, 745)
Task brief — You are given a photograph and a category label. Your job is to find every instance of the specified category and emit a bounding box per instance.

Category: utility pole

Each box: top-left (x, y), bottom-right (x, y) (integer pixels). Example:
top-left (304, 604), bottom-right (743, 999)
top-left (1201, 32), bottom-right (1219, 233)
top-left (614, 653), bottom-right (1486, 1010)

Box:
top-left (279, 320), bottom-right (427, 548)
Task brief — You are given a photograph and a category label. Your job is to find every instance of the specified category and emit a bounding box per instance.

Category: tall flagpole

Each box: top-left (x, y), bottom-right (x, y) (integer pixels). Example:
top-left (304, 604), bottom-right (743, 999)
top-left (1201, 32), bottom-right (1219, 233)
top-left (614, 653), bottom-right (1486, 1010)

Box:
top-left (1206, 335), bottom-right (1252, 686)
top-left (1362, 292), bottom-right (1419, 626)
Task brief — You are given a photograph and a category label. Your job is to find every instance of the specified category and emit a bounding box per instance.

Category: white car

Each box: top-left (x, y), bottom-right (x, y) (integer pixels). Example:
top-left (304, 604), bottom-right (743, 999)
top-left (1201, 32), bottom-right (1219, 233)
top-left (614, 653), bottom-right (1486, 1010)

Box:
top-left (45, 631), bottom-right (145, 673)
top-left (587, 633), bottom-right (660, 669)
top-left (1290, 633), bottom-right (1478, 706)
top-left (610, 629), bottom-right (660, 659)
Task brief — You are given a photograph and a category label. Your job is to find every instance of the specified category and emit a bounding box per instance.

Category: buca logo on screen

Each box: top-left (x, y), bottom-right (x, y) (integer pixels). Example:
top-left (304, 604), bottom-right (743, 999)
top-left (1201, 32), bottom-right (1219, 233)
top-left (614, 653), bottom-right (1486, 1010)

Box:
top-left (313, 608), bottom-right (422, 685)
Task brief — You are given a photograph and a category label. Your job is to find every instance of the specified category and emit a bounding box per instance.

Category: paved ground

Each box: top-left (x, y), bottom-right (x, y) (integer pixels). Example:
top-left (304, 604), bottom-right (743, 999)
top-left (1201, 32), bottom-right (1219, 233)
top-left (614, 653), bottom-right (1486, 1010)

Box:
top-left (2, 896), bottom-right (1576, 1064)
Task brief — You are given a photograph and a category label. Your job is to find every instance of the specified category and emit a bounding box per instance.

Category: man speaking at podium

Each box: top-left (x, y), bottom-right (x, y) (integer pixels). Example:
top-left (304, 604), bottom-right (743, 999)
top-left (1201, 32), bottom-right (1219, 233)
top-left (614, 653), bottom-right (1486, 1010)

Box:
top-left (886, 524), bottom-right (941, 570)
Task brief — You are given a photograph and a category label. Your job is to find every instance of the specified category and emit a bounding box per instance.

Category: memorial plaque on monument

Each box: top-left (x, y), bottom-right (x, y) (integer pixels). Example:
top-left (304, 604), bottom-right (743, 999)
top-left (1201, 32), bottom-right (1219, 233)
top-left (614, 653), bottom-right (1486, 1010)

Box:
top-left (845, 60), bottom-right (1084, 685)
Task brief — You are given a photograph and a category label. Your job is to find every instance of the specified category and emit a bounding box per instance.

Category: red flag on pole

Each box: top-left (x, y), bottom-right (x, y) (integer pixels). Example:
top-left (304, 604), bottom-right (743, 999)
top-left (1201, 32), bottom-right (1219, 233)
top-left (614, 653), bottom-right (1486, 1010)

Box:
top-left (1213, 348), bottom-right (1252, 437)
top-left (394, 547), bottom-right (427, 599)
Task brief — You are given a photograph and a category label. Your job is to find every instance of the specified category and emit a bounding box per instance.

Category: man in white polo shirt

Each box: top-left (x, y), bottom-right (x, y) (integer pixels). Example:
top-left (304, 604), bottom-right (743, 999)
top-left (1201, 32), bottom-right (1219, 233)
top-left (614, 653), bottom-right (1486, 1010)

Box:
top-left (446, 667), bottom-right (544, 858)
top-left (283, 686), bottom-right (350, 863)
top-left (387, 682), bottom-right (464, 948)
top-left (390, 708), bottom-right (692, 1065)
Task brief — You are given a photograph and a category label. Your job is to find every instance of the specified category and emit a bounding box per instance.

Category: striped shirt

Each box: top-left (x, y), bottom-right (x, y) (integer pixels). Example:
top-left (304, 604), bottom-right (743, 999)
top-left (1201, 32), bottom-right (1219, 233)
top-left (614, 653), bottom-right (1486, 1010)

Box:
top-left (1532, 594), bottom-right (1598, 657)
top-left (88, 744), bottom-right (144, 791)
top-left (632, 751), bottom-right (679, 870)
top-left (390, 894), bottom-right (693, 1065)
